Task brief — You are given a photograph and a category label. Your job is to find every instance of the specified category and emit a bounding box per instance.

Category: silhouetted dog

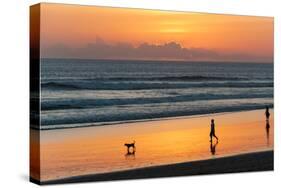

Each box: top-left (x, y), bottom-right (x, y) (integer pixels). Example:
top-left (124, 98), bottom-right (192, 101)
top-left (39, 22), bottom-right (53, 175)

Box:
top-left (124, 140), bottom-right (135, 152)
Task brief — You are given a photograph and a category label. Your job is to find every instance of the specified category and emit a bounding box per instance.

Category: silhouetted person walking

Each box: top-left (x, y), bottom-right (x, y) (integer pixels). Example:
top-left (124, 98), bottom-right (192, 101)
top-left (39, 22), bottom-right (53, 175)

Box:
top-left (265, 106), bottom-right (270, 121)
top-left (210, 119), bottom-right (218, 142)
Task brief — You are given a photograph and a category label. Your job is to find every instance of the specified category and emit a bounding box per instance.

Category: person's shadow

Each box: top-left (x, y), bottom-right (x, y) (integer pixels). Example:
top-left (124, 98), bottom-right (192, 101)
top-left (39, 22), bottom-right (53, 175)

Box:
top-left (210, 140), bottom-right (218, 156)
top-left (266, 120), bottom-right (270, 146)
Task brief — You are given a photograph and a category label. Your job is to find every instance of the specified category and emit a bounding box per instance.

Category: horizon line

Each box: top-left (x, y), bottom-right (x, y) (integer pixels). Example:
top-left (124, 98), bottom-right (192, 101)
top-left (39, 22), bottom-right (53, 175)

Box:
top-left (40, 57), bottom-right (273, 64)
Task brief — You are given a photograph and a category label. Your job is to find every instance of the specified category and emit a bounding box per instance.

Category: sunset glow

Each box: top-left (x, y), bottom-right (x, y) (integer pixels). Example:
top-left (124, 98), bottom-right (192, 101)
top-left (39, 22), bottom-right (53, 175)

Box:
top-left (40, 3), bottom-right (273, 62)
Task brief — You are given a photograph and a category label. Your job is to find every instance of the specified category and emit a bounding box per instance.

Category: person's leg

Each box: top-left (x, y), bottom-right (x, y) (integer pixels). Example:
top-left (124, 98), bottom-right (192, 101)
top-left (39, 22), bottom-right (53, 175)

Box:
top-left (213, 133), bottom-right (218, 141)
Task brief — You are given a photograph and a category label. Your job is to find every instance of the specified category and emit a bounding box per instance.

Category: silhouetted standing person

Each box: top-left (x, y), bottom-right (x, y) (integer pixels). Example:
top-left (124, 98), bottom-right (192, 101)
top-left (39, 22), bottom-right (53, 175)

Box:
top-left (265, 106), bottom-right (270, 121)
top-left (210, 119), bottom-right (218, 142)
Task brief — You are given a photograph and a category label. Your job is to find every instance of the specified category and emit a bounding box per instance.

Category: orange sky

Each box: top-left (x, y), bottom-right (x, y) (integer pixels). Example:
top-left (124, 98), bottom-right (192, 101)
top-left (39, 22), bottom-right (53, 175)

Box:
top-left (40, 3), bottom-right (273, 62)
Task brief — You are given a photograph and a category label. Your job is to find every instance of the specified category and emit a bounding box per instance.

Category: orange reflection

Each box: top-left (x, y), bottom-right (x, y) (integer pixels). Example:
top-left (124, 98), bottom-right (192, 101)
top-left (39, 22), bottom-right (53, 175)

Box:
top-left (35, 109), bottom-right (273, 181)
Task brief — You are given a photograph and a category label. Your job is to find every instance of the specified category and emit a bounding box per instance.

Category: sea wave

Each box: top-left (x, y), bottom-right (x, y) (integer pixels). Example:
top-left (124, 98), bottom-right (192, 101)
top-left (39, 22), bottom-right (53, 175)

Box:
top-left (38, 59), bottom-right (273, 130)
top-left (41, 93), bottom-right (273, 111)
top-left (84, 75), bottom-right (248, 81)
top-left (37, 101), bottom-right (273, 130)
top-left (41, 81), bottom-right (273, 91)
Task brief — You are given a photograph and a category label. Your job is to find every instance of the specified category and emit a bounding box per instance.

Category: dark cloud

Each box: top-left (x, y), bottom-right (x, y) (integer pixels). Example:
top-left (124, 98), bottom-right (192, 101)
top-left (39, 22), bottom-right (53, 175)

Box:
top-left (42, 38), bottom-right (272, 63)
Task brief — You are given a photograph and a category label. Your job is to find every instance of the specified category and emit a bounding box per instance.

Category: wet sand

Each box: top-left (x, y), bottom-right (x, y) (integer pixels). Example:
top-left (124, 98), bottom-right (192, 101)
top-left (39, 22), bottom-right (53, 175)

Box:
top-left (31, 109), bottom-right (274, 183)
top-left (39, 150), bottom-right (273, 185)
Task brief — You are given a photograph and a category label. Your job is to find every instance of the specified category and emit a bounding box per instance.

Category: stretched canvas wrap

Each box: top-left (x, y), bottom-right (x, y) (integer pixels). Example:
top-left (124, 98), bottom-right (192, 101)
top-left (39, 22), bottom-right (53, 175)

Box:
top-left (30, 3), bottom-right (274, 185)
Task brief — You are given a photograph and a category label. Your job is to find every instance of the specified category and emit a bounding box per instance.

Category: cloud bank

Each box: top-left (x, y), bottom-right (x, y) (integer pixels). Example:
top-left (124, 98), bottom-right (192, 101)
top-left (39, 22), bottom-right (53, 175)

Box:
top-left (42, 38), bottom-right (272, 63)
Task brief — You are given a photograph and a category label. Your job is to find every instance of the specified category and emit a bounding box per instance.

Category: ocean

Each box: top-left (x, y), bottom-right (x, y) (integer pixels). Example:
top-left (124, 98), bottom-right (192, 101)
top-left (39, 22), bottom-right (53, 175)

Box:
top-left (39, 58), bottom-right (273, 130)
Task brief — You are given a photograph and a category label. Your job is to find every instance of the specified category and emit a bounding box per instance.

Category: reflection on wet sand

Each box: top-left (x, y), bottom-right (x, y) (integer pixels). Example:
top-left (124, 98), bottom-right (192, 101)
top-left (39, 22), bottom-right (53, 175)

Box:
top-left (37, 109), bottom-right (273, 181)
top-left (125, 149), bottom-right (136, 160)
top-left (210, 140), bottom-right (218, 156)
top-left (266, 120), bottom-right (270, 146)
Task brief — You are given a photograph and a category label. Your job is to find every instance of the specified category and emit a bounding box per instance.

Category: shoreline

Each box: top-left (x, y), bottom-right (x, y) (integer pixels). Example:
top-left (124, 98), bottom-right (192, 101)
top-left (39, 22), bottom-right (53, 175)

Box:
top-left (38, 150), bottom-right (274, 185)
top-left (37, 107), bottom-right (273, 131)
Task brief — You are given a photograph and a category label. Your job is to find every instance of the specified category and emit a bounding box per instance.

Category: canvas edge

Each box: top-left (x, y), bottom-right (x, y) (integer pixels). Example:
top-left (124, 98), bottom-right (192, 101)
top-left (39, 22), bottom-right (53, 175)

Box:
top-left (30, 3), bottom-right (41, 185)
